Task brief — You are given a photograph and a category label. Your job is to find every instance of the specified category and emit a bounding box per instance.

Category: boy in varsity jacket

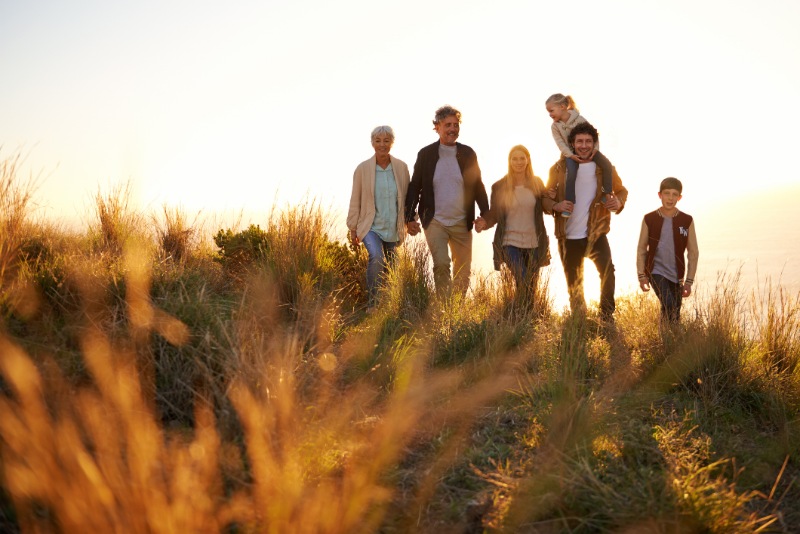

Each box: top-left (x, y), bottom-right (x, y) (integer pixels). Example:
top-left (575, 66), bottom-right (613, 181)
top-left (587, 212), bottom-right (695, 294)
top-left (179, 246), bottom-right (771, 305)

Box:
top-left (636, 177), bottom-right (699, 323)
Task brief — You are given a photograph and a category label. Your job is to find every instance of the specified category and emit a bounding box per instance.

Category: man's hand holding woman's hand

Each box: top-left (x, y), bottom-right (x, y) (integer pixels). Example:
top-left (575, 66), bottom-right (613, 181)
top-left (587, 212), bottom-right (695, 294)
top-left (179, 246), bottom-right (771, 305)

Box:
top-left (682, 283), bottom-right (693, 297)
top-left (406, 221), bottom-right (421, 236)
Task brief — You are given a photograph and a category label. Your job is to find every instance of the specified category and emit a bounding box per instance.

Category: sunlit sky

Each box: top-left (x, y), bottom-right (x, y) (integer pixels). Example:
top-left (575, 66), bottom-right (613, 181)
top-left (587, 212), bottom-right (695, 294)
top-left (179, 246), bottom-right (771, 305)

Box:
top-left (3, 0), bottom-right (800, 303)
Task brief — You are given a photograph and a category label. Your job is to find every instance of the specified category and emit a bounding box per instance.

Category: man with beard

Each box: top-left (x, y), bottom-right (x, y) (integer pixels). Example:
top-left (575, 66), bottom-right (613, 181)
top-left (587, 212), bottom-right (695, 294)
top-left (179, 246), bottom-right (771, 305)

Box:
top-left (545, 121), bottom-right (628, 323)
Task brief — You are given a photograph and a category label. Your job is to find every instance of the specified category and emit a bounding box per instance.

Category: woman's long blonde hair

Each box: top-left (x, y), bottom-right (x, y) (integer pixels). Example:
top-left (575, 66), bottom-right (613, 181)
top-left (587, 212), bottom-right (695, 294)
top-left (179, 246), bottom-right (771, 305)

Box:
top-left (507, 145), bottom-right (543, 196)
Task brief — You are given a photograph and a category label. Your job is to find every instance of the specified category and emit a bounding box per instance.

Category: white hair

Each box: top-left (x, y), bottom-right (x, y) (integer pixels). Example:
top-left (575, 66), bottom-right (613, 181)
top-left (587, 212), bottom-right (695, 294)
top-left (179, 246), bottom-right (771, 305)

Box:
top-left (370, 125), bottom-right (395, 142)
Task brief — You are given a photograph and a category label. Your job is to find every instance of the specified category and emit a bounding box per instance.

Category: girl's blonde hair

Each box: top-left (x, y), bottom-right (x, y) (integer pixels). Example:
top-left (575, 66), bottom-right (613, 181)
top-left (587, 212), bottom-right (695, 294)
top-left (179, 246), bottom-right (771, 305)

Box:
top-left (507, 145), bottom-right (543, 196)
top-left (545, 93), bottom-right (579, 114)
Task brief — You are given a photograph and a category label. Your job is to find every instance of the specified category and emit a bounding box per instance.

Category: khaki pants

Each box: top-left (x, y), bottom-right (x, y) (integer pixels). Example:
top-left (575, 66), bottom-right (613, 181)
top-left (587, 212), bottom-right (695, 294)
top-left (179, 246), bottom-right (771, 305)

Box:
top-left (424, 218), bottom-right (472, 295)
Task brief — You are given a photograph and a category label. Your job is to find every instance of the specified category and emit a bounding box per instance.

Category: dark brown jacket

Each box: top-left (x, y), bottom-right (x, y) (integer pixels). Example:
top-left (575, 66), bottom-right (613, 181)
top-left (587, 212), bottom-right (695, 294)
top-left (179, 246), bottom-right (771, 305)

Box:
top-left (405, 141), bottom-right (489, 230)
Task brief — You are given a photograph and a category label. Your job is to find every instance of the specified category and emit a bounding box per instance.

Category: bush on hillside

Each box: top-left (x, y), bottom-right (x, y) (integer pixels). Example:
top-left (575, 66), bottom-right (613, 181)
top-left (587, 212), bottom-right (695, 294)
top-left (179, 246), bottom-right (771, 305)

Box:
top-left (213, 212), bottom-right (366, 315)
top-left (213, 224), bottom-right (271, 276)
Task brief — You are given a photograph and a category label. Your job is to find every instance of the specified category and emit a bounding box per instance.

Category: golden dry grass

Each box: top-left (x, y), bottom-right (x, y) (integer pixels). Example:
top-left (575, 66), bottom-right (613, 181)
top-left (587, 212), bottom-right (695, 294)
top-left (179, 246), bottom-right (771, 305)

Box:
top-left (0, 158), bottom-right (798, 533)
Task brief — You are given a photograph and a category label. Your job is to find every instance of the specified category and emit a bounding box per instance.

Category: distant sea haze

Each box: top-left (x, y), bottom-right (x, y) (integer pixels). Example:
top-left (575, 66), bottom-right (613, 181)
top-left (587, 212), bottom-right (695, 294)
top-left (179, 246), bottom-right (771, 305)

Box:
top-left (698, 185), bottom-right (800, 296)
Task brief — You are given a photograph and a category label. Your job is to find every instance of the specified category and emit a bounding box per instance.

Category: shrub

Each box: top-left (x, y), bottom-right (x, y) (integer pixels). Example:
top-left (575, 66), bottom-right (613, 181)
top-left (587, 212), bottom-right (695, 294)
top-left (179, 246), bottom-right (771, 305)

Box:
top-left (213, 202), bottom-right (364, 316)
top-left (213, 223), bottom-right (271, 276)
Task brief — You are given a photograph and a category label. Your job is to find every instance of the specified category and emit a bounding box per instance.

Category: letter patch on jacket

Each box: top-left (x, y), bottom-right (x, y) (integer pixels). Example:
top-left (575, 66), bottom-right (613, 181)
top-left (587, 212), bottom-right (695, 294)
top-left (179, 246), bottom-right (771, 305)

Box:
top-left (679, 226), bottom-right (688, 237)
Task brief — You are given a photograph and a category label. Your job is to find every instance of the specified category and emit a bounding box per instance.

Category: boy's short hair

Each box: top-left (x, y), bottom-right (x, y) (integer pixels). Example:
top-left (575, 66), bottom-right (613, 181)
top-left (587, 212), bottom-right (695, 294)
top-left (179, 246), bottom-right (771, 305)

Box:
top-left (660, 177), bottom-right (683, 193)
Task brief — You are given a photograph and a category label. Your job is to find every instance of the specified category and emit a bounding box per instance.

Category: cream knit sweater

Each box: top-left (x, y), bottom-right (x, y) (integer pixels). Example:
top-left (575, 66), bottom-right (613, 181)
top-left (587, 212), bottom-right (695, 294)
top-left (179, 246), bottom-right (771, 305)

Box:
top-left (551, 109), bottom-right (602, 157)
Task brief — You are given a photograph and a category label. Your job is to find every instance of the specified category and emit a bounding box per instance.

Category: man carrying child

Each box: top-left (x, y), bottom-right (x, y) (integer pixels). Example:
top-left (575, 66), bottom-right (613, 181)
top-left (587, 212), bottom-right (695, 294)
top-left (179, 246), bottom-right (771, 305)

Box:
top-left (546, 121), bottom-right (628, 324)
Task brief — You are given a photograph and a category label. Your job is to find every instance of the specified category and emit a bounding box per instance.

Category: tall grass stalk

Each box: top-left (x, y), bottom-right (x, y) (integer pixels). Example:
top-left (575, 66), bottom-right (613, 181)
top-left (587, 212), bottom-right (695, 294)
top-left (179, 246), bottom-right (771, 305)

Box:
top-left (752, 280), bottom-right (800, 376)
top-left (154, 205), bottom-right (201, 263)
top-left (90, 180), bottom-right (144, 254)
top-left (0, 152), bottom-right (38, 318)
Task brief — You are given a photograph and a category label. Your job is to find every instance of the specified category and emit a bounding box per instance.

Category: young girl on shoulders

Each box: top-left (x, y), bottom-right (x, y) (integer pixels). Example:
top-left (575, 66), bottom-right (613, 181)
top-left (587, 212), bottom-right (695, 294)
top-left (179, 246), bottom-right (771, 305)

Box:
top-left (545, 93), bottom-right (614, 217)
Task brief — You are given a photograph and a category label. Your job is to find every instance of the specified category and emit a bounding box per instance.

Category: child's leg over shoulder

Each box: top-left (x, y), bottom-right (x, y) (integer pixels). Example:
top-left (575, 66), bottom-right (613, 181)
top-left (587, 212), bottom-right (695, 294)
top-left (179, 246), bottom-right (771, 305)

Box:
top-left (593, 151), bottom-right (613, 195)
top-left (563, 157), bottom-right (578, 211)
top-left (565, 156), bottom-right (579, 175)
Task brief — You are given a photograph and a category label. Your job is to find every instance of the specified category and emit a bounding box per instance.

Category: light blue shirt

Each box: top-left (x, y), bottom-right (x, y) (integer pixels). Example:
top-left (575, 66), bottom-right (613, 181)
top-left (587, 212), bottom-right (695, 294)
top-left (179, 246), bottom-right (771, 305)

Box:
top-left (370, 163), bottom-right (398, 242)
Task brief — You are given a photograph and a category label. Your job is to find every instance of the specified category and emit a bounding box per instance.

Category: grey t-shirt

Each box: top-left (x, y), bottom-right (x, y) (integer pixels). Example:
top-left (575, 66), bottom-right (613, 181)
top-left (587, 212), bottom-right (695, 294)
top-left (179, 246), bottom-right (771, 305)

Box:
top-left (432, 144), bottom-right (466, 225)
top-left (652, 215), bottom-right (679, 282)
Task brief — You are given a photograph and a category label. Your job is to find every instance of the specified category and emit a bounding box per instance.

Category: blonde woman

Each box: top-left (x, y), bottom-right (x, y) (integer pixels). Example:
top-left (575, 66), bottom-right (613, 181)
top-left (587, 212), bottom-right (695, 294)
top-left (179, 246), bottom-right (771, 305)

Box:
top-left (347, 125), bottom-right (410, 310)
top-left (476, 145), bottom-right (550, 291)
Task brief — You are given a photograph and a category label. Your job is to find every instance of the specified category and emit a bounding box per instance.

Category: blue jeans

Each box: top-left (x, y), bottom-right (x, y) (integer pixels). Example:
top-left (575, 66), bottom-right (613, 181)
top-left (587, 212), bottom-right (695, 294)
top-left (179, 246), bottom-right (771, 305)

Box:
top-left (503, 246), bottom-right (540, 289)
top-left (650, 273), bottom-right (682, 323)
top-left (362, 231), bottom-right (398, 306)
top-left (564, 151), bottom-right (614, 206)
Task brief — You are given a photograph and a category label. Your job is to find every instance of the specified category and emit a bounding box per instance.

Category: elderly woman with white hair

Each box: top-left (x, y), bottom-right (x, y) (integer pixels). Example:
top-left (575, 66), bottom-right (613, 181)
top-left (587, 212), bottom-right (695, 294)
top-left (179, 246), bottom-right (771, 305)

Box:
top-left (347, 125), bottom-right (411, 311)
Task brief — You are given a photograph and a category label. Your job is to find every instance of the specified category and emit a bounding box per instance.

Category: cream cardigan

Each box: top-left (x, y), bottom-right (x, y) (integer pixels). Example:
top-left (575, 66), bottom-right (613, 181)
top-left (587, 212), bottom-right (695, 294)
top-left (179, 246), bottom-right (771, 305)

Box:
top-left (347, 154), bottom-right (411, 241)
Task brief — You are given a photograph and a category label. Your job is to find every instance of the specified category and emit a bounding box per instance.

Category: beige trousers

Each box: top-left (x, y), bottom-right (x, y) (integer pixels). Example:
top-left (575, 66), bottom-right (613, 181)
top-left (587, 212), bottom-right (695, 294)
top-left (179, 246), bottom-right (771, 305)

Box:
top-left (424, 218), bottom-right (472, 295)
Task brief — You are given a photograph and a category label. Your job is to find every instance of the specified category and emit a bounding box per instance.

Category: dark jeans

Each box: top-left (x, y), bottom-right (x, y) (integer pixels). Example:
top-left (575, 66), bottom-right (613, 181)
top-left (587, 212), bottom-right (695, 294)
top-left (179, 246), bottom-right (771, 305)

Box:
top-left (558, 235), bottom-right (615, 318)
top-left (565, 151), bottom-right (613, 205)
top-left (650, 273), bottom-right (682, 323)
top-left (503, 245), bottom-right (540, 290)
top-left (362, 231), bottom-right (398, 306)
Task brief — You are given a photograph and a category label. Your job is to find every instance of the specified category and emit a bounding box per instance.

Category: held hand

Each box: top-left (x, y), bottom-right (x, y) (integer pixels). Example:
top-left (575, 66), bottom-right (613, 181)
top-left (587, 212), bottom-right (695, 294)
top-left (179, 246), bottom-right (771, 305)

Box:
top-left (639, 280), bottom-right (650, 292)
top-left (474, 217), bottom-right (487, 233)
top-left (554, 200), bottom-right (574, 213)
top-left (546, 187), bottom-right (557, 200)
top-left (348, 229), bottom-right (360, 247)
top-left (406, 221), bottom-right (421, 236)
top-left (605, 194), bottom-right (621, 213)
top-left (682, 283), bottom-right (693, 298)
